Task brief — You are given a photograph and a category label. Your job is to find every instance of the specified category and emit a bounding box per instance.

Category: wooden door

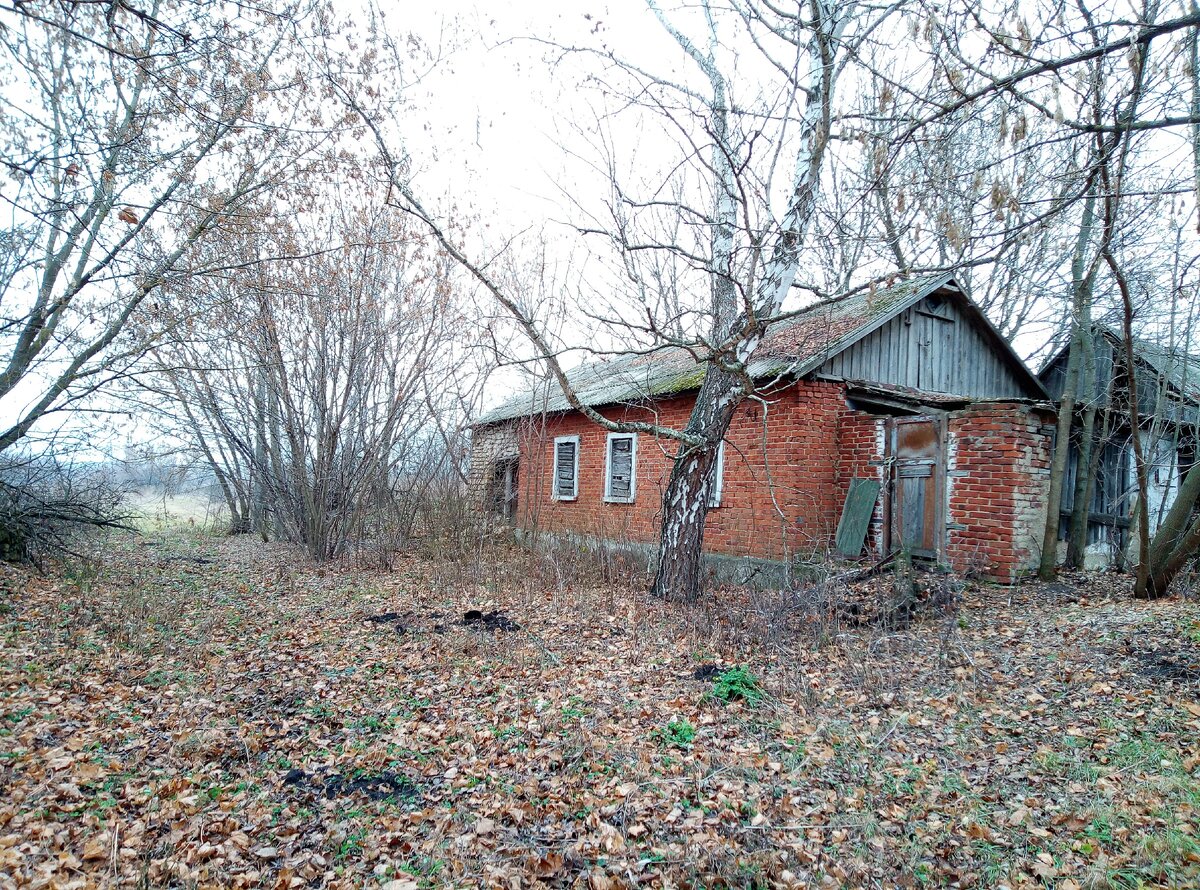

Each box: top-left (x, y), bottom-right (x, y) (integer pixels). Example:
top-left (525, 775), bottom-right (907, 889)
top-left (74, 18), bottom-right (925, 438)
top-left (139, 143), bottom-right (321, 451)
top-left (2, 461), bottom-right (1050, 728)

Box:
top-left (890, 417), bottom-right (943, 558)
top-left (915, 303), bottom-right (955, 393)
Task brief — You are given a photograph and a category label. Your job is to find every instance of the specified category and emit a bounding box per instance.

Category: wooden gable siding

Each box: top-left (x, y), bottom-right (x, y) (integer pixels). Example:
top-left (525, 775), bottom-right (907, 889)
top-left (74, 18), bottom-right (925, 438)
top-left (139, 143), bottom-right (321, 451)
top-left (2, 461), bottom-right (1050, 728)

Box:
top-left (1039, 336), bottom-right (1116, 404)
top-left (816, 294), bottom-right (1030, 399)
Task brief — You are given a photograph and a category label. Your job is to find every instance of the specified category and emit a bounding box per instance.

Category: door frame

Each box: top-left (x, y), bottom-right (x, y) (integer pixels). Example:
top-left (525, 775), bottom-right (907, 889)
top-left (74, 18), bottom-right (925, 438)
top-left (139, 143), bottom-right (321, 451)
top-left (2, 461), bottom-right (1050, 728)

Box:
top-left (490, 457), bottom-right (519, 521)
top-left (886, 414), bottom-right (946, 560)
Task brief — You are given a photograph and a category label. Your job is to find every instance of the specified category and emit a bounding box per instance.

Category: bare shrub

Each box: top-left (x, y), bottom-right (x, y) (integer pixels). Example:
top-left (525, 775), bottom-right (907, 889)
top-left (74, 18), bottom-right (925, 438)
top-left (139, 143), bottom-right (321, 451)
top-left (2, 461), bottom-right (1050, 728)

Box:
top-left (142, 198), bottom-right (491, 561)
top-left (0, 454), bottom-right (128, 564)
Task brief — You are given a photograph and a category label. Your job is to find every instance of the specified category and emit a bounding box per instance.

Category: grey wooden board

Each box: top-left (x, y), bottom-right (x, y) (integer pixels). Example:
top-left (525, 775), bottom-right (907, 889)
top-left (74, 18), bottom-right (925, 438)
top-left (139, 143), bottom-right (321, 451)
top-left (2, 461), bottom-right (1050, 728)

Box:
top-left (835, 478), bottom-right (882, 557)
top-left (897, 475), bottom-right (929, 552)
top-left (817, 295), bottom-right (1032, 399)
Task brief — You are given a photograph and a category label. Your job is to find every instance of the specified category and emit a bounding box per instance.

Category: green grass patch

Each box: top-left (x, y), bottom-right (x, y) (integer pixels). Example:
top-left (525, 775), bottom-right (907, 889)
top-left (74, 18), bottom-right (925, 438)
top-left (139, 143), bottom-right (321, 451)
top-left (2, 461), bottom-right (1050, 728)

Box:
top-left (709, 667), bottom-right (764, 705)
top-left (654, 719), bottom-right (696, 748)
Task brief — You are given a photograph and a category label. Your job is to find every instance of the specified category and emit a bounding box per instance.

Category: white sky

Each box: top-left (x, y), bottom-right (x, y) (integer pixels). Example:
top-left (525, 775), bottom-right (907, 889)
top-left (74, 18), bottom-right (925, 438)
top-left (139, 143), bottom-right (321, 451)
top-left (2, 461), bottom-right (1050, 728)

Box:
top-left (397, 1), bottom-right (649, 225)
top-left (396, 0), bottom-right (1199, 376)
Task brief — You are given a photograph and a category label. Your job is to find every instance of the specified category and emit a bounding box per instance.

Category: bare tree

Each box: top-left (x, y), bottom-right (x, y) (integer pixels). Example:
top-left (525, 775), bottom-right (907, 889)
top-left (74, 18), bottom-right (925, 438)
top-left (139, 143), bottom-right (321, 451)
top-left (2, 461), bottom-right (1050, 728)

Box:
top-left (0, 0), bottom-right (345, 451)
top-left (138, 195), bottom-right (489, 559)
top-left (348, 0), bottom-right (907, 600)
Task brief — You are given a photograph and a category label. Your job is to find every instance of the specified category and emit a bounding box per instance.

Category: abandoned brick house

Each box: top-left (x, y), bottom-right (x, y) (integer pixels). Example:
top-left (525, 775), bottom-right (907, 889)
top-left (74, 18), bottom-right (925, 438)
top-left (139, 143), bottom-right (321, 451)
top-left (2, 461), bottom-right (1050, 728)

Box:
top-left (1039, 325), bottom-right (1200, 568)
top-left (468, 274), bottom-right (1055, 582)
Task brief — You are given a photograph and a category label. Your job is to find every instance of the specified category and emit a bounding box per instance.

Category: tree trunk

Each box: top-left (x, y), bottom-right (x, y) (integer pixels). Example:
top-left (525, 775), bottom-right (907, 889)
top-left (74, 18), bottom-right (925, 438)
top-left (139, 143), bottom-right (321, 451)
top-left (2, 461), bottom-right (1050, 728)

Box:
top-left (1039, 189), bottom-right (1098, 581)
top-left (1067, 330), bottom-right (1099, 567)
top-left (1136, 458), bottom-right (1200, 597)
top-left (650, 366), bottom-right (742, 600)
top-left (646, 3), bottom-right (843, 599)
top-left (1040, 335), bottom-right (1081, 580)
top-left (252, 367), bottom-right (269, 541)
top-left (1145, 514), bottom-right (1200, 599)
top-left (1109, 260), bottom-right (1152, 596)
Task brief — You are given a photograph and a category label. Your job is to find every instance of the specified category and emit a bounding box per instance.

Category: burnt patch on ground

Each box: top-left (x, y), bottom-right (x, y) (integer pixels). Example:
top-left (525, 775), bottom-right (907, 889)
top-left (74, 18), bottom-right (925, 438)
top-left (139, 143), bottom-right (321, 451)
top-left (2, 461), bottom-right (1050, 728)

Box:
top-left (1134, 648), bottom-right (1200, 682)
top-left (462, 609), bottom-right (520, 631)
top-left (364, 611), bottom-right (409, 634)
top-left (282, 767), bottom-right (421, 803)
top-left (364, 609), bottom-right (451, 635)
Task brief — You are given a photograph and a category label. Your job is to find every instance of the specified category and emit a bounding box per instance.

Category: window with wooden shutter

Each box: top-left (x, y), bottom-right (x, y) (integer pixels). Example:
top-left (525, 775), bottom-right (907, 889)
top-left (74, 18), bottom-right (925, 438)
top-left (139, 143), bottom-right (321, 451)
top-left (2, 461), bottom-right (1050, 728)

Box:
top-left (708, 441), bottom-right (725, 508)
top-left (604, 433), bottom-right (637, 503)
top-left (552, 435), bottom-right (579, 500)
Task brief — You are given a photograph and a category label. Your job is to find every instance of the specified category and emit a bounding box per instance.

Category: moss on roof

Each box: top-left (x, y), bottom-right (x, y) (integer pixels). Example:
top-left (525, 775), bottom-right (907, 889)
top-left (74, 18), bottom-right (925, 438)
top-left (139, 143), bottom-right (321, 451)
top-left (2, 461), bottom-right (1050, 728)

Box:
top-left (473, 273), bottom-right (953, 426)
top-left (652, 366), bottom-right (708, 396)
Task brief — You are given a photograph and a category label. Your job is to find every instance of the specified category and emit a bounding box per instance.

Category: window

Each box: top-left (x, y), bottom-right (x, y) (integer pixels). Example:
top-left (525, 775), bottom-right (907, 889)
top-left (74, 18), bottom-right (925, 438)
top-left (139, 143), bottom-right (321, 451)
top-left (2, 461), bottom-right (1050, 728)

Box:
top-left (604, 433), bottom-right (637, 503)
top-left (552, 435), bottom-right (579, 500)
top-left (708, 441), bottom-right (725, 508)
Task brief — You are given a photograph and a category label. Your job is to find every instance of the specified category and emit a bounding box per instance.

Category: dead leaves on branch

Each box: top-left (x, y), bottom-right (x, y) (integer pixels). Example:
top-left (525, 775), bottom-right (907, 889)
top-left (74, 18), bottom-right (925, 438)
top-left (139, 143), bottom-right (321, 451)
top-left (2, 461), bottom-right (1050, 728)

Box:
top-left (0, 537), bottom-right (1197, 888)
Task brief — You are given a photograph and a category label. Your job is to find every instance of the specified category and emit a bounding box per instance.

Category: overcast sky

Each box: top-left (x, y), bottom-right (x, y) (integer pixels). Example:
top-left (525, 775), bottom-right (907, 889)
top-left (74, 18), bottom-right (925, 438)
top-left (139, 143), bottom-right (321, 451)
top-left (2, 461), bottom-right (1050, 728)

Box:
top-left (6, 0), bottom-right (1195, 454)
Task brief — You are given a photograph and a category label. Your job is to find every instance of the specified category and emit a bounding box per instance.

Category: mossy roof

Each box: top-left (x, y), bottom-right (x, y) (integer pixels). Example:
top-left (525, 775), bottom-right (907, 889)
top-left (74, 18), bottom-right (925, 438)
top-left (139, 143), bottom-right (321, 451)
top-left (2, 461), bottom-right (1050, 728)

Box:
top-left (474, 273), bottom-right (954, 426)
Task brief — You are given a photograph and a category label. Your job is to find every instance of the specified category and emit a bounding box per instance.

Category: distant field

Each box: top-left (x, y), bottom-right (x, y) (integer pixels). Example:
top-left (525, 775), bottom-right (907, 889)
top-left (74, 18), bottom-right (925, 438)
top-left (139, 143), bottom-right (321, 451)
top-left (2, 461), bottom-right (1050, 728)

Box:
top-left (123, 488), bottom-right (228, 529)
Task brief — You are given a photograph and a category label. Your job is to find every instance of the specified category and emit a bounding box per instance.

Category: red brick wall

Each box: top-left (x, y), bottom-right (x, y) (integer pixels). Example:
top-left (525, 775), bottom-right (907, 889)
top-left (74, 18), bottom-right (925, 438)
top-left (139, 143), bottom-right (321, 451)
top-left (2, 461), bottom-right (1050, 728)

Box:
top-left (496, 383), bottom-right (1050, 582)
top-left (945, 403), bottom-right (1052, 582)
top-left (514, 381), bottom-right (848, 561)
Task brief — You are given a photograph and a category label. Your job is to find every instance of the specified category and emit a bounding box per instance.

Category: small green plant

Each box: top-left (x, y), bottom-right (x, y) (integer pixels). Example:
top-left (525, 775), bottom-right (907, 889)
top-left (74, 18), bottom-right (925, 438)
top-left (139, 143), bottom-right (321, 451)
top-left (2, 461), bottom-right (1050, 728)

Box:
top-left (353, 713), bottom-right (388, 733)
top-left (1035, 750), bottom-right (1065, 773)
top-left (396, 855), bottom-right (444, 886)
top-left (654, 719), bottom-right (696, 747)
top-left (561, 695), bottom-right (587, 719)
top-left (336, 827), bottom-right (367, 862)
top-left (709, 666), bottom-right (763, 705)
top-left (1081, 814), bottom-right (1114, 846)
top-left (3, 706), bottom-right (34, 724)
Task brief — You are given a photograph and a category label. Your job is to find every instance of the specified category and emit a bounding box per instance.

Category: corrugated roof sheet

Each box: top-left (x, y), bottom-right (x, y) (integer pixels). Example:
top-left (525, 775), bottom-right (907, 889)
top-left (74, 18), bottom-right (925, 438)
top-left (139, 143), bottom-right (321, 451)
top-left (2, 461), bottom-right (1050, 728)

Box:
top-left (474, 273), bottom-right (952, 426)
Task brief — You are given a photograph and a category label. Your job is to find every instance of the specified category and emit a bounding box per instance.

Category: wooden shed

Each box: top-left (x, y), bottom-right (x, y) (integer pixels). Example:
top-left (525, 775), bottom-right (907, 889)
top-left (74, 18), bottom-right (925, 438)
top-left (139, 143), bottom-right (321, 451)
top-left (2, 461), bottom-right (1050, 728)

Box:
top-left (1039, 325), bottom-right (1200, 567)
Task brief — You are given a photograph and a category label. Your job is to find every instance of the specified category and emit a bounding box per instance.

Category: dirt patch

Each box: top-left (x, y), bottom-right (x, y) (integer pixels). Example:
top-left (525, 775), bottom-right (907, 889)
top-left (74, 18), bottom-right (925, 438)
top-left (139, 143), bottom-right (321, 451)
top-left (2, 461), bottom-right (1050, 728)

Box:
top-left (282, 768), bottom-right (421, 803)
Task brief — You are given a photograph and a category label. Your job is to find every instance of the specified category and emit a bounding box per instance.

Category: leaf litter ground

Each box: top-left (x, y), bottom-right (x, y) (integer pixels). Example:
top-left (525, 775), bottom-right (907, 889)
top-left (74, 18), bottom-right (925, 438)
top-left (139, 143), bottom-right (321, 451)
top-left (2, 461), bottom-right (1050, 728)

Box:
top-left (0, 528), bottom-right (1198, 889)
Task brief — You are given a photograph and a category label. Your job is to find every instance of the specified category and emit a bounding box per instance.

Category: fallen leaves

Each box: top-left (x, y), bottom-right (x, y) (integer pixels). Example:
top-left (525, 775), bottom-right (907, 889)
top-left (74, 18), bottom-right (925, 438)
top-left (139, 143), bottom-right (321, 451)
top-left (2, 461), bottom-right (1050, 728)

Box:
top-left (81, 833), bottom-right (109, 862)
top-left (0, 536), bottom-right (1197, 888)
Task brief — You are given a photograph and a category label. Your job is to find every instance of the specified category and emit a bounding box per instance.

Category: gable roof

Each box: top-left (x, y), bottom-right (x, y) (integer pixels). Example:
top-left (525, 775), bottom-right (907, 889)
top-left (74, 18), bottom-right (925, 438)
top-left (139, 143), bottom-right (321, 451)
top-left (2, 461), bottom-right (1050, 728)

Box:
top-left (475, 273), bottom-right (1045, 426)
top-left (1039, 324), bottom-right (1200, 406)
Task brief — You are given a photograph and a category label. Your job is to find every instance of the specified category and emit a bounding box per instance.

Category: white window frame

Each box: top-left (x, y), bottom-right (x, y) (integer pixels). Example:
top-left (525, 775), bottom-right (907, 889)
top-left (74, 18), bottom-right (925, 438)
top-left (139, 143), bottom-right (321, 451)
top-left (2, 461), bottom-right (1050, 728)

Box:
top-left (708, 440), bottom-right (726, 508)
top-left (603, 432), bottom-right (638, 503)
top-left (551, 434), bottom-right (580, 501)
